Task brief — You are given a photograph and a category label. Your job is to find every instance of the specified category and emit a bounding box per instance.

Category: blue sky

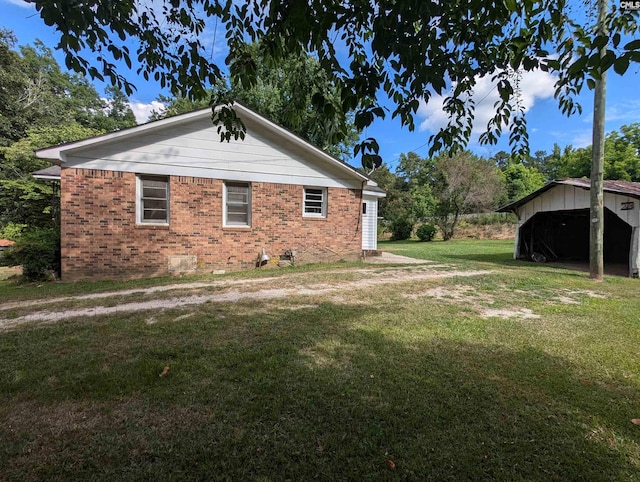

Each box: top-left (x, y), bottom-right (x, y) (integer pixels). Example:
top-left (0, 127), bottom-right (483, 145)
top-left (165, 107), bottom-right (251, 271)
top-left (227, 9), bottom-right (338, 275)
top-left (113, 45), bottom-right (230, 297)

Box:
top-left (3, 0), bottom-right (639, 171)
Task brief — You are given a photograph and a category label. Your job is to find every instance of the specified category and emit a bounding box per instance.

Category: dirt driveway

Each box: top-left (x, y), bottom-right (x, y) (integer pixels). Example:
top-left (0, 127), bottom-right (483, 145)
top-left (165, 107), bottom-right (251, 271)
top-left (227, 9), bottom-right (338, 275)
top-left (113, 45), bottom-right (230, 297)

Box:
top-left (0, 256), bottom-right (493, 330)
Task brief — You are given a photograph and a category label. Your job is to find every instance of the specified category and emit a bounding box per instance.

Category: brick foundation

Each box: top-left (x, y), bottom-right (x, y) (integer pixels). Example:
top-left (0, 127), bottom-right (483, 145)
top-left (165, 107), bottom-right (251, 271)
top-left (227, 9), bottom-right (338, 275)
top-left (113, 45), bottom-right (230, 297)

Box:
top-left (60, 169), bottom-right (363, 280)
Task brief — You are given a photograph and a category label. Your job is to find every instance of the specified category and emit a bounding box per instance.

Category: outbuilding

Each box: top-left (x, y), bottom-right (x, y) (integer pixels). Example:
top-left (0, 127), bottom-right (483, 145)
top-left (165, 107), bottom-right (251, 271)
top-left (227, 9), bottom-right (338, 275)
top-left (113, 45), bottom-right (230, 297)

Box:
top-left (498, 178), bottom-right (640, 277)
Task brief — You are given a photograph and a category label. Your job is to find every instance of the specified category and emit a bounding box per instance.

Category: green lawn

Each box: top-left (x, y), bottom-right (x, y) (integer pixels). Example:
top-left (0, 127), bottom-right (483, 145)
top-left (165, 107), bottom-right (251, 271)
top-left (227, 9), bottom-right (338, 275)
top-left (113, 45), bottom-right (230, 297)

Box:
top-left (380, 238), bottom-right (518, 264)
top-left (1, 239), bottom-right (639, 480)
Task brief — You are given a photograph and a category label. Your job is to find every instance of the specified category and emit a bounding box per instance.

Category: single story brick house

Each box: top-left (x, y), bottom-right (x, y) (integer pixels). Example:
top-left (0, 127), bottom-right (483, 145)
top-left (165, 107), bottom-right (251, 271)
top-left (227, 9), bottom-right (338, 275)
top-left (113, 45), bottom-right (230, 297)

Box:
top-left (36, 103), bottom-right (385, 281)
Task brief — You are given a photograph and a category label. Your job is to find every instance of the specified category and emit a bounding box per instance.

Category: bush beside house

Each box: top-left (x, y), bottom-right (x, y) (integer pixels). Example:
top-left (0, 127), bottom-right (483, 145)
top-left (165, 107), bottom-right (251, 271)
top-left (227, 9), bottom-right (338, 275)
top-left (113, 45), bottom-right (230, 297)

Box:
top-left (0, 228), bottom-right (60, 280)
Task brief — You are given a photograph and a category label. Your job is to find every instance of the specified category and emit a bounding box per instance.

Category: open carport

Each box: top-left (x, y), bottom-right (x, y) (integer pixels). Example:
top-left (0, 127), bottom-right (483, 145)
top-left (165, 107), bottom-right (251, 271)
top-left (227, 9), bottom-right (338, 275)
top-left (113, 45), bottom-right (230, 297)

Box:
top-left (498, 179), bottom-right (640, 277)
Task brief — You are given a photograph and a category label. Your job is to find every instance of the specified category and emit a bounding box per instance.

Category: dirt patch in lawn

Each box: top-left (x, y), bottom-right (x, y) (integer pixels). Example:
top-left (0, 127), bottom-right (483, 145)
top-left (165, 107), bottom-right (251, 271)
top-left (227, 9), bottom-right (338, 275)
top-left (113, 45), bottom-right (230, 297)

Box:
top-left (403, 285), bottom-right (542, 320)
top-left (0, 264), bottom-right (434, 312)
top-left (480, 308), bottom-right (540, 319)
top-left (0, 266), bottom-right (492, 330)
top-left (512, 287), bottom-right (608, 305)
top-left (402, 284), bottom-right (604, 320)
top-left (403, 285), bottom-right (490, 304)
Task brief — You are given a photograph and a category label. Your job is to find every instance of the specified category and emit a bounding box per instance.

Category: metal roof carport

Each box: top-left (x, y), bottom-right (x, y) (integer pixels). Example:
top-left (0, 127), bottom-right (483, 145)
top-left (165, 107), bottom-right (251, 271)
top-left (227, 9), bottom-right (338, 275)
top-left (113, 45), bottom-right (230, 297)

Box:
top-left (498, 179), bottom-right (640, 277)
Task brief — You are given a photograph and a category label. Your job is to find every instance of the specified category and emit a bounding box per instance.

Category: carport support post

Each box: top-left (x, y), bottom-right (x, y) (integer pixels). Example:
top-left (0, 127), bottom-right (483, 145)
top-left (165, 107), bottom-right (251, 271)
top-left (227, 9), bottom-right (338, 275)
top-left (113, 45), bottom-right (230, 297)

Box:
top-left (589, 0), bottom-right (607, 281)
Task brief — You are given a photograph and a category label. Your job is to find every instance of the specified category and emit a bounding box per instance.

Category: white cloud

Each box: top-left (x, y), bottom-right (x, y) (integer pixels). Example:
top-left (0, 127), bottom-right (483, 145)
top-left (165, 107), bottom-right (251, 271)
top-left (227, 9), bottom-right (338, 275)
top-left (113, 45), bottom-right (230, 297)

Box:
top-left (570, 129), bottom-right (592, 148)
top-left (582, 101), bottom-right (640, 124)
top-left (605, 100), bottom-right (640, 123)
top-left (549, 128), bottom-right (592, 148)
top-left (129, 100), bottom-right (166, 124)
top-left (417, 69), bottom-right (557, 139)
top-left (1, 0), bottom-right (33, 8)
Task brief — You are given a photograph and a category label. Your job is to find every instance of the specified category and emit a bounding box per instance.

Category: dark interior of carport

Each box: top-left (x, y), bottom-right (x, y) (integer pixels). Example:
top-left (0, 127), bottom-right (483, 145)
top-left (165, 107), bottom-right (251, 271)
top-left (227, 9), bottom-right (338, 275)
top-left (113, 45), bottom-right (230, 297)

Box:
top-left (518, 208), bottom-right (631, 268)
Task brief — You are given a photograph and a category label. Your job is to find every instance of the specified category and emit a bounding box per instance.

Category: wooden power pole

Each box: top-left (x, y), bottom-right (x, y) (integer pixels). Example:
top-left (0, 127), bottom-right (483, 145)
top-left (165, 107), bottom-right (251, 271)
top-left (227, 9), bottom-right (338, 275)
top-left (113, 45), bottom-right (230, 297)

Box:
top-left (590, 0), bottom-right (608, 281)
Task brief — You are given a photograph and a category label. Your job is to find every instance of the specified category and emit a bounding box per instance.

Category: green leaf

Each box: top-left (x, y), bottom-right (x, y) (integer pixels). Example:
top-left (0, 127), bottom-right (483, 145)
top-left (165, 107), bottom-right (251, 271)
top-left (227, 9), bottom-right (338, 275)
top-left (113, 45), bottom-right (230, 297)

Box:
top-left (600, 51), bottom-right (616, 72)
top-left (613, 57), bottom-right (630, 75)
top-left (504, 0), bottom-right (518, 13)
top-left (592, 35), bottom-right (608, 50)
top-left (624, 39), bottom-right (640, 51)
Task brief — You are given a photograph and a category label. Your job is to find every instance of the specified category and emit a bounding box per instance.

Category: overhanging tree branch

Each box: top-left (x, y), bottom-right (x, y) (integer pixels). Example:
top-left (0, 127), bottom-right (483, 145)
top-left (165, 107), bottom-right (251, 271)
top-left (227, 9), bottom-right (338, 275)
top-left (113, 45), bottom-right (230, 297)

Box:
top-left (26, 0), bottom-right (640, 167)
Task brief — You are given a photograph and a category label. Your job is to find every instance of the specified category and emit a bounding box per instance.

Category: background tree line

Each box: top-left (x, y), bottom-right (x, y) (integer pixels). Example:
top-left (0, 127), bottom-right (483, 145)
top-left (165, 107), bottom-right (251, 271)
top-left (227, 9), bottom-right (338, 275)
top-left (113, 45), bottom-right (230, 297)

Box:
top-left (0, 28), bottom-right (138, 278)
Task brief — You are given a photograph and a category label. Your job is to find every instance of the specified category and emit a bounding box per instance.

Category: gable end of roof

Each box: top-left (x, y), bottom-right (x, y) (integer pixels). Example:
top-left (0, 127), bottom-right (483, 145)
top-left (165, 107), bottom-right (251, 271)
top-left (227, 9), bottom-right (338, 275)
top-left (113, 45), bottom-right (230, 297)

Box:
top-left (497, 178), bottom-right (640, 213)
top-left (34, 102), bottom-right (373, 187)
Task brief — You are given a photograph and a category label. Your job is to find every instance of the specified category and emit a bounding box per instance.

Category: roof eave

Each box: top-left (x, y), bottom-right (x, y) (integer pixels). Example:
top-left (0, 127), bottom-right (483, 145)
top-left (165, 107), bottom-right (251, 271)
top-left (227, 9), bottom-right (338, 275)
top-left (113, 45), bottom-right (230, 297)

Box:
top-left (363, 188), bottom-right (386, 198)
top-left (496, 181), bottom-right (560, 212)
top-left (496, 178), bottom-right (640, 213)
top-left (33, 174), bottom-right (61, 180)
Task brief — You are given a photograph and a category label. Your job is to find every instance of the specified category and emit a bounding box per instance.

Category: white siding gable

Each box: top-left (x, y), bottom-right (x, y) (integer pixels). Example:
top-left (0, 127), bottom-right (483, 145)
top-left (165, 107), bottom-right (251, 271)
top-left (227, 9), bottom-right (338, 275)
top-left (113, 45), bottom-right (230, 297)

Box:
top-left (60, 112), bottom-right (362, 189)
top-left (516, 184), bottom-right (640, 228)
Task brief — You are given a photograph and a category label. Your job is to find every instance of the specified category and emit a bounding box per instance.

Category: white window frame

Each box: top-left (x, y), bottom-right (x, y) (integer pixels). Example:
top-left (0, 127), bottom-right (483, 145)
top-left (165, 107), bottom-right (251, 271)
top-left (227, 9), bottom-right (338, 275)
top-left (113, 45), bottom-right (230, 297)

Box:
top-left (303, 187), bottom-right (327, 218)
top-left (136, 175), bottom-right (169, 225)
top-left (223, 181), bottom-right (252, 227)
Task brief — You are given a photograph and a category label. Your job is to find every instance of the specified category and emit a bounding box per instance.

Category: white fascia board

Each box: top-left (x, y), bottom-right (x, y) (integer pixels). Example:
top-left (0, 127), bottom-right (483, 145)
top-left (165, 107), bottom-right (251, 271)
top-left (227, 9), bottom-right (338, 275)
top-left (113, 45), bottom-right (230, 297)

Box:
top-left (63, 155), bottom-right (362, 188)
top-left (33, 174), bottom-right (61, 180)
top-left (363, 188), bottom-right (386, 198)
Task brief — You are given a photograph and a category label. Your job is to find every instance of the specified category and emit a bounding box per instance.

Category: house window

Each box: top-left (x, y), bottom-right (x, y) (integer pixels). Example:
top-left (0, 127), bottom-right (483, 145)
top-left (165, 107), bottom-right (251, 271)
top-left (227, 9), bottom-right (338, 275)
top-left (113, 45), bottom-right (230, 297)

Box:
top-left (304, 187), bottom-right (327, 217)
top-left (224, 182), bottom-right (251, 226)
top-left (137, 175), bottom-right (169, 224)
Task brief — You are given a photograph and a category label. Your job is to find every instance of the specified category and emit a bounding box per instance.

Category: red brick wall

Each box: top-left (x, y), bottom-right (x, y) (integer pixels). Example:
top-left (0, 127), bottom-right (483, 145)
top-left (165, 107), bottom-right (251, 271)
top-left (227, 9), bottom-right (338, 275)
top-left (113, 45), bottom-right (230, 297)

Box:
top-left (60, 168), bottom-right (363, 280)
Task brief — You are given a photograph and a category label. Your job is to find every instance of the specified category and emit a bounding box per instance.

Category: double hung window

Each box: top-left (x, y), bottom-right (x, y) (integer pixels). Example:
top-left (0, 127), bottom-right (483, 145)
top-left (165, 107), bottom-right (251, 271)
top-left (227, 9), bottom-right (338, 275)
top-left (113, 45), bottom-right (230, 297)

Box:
top-left (303, 187), bottom-right (327, 218)
top-left (224, 182), bottom-right (251, 226)
top-left (137, 175), bottom-right (169, 224)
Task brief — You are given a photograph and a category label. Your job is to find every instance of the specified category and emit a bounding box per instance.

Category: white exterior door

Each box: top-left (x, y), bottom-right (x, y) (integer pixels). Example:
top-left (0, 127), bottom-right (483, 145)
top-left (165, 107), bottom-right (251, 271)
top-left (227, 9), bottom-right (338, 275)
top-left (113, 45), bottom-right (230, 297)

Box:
top-left (362, 196), bottom-right (378, 250)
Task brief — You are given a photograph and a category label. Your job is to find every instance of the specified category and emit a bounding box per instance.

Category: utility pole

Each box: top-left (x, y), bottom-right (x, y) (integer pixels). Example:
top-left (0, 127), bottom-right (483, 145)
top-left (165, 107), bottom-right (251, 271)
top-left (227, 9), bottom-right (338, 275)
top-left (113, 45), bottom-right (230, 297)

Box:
top-left (590, 0), bottom-right (608, 281)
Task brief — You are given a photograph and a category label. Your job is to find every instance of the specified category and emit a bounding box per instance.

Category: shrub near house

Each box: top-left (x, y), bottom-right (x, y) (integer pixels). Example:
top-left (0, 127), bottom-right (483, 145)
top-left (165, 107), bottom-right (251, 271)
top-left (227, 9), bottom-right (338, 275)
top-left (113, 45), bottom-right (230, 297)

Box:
top-left (0, 229), bottom-right (60, 280)
top-left (417, 224), bottom-right (437, 242)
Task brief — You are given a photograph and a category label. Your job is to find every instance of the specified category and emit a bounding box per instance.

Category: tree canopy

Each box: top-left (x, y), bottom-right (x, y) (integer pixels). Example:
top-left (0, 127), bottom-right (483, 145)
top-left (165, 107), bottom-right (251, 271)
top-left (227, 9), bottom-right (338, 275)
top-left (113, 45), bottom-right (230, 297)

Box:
top-left (368, 150), bottom-right (503, 240)
top-left (546, 129), bottom-right (640, 181)
top-left (27, 0), bottom-right (640, 167)
top-left (496, 122), bottom-right (640, 182)
top-left (0, 29), bottom-right (137, 232)
top-left (0, 30), bottom-right (135, 148)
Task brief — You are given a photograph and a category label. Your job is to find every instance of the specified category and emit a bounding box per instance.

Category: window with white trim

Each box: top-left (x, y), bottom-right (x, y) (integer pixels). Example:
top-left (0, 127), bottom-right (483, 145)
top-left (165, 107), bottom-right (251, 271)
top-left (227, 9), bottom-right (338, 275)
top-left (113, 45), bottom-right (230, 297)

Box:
top-left (224, 182), bottom-right (251, 226)
top-left (137, 175), bottom-right (169, 224)
top-left (303, 187), bottom-right (327, 218)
